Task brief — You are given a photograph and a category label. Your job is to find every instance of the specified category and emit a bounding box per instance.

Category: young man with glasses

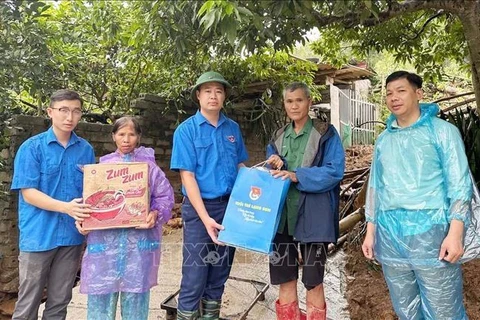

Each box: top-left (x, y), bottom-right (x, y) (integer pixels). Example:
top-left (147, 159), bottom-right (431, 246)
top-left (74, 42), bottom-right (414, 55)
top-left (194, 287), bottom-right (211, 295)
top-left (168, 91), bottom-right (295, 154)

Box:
top-left (11, 89), bottom-right (95, 319)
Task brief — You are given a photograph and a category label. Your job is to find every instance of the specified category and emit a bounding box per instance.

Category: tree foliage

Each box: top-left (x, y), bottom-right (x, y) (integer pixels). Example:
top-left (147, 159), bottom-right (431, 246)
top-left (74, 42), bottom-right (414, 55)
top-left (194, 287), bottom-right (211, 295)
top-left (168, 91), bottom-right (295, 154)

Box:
top-left (0, 0), bottom-right (320, 122)
top-left (186, 0), bottom-right (480, 112)
top-left (3, 0), bottom-right (479, 119)
top-left (310, 9), bottom-right (469, 83)
top-left (0, 1), bottom-right (60, 115)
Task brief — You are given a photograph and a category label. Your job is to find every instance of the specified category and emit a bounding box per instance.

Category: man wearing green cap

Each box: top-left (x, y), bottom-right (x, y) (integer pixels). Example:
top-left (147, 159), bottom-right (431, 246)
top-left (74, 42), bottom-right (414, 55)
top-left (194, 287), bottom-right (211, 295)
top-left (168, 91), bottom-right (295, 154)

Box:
top-left (171, 71), bottom-right (249, 319)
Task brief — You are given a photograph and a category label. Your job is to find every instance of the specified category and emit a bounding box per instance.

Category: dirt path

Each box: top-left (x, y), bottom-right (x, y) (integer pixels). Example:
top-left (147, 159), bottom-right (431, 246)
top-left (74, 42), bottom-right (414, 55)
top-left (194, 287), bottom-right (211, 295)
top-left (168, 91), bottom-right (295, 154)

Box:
top-left (57, 228), bottom-right (350, 319)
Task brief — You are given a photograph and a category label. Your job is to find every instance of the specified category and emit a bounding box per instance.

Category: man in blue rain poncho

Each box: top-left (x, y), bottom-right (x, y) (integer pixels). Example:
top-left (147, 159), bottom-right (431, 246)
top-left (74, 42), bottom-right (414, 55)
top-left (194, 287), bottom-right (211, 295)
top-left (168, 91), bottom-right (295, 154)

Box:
top-left (362, 71), bottom-right (473, 320)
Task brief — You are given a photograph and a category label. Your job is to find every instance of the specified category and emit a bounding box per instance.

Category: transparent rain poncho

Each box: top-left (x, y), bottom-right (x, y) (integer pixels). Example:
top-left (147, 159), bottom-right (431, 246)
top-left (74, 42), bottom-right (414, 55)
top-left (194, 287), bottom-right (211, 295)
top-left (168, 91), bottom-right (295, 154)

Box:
top-left (80, 146), bottom-right (174, 295)
top-left (365, 103), bottom-right (477, 269)
top-left (365, 103), bottom-right (480, 319)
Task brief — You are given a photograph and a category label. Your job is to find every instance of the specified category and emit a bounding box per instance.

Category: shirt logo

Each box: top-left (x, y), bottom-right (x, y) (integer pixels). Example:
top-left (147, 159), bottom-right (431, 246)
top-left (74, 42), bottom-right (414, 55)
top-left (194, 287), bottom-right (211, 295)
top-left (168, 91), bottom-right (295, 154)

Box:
top-left (249, 186), bottom-right (262, 201)
top-left (227, 135), bottom-right (236, 143)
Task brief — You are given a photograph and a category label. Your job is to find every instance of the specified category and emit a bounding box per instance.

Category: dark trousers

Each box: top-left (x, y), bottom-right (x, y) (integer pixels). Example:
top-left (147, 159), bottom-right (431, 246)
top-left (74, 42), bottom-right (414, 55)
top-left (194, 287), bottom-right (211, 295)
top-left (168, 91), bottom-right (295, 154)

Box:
top-left (177, 197), bottom-right (235, 312)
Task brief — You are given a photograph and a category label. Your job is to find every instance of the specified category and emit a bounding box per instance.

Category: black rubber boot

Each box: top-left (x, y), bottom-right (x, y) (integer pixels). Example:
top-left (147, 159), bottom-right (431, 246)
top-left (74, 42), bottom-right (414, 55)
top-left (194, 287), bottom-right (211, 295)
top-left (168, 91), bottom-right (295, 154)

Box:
top-left (200, 299), bottom-right (221, 320)
top-left (176, 309), bottom-right (200, 320)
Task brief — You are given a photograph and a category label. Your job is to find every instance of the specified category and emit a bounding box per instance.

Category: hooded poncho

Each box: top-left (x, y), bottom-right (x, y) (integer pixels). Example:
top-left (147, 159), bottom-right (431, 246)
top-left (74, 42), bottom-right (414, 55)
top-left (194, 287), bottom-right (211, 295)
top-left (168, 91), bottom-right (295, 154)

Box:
top-left (80, 146), bottom-right (174, 294)
top-left (365, 103), bottom-right (474, 269)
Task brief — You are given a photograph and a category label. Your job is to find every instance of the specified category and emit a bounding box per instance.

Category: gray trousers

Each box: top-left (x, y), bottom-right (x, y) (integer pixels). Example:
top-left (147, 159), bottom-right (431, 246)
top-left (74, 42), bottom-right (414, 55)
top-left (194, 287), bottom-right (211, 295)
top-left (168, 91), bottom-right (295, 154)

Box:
top-left (12, 245), bottom-right (83, 320)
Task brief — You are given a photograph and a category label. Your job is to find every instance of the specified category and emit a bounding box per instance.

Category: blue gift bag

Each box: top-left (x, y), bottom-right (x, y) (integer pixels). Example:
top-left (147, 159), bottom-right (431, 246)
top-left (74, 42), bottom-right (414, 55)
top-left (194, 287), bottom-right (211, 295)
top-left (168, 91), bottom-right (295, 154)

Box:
top-left (218, 167), bottom-right (290, 254)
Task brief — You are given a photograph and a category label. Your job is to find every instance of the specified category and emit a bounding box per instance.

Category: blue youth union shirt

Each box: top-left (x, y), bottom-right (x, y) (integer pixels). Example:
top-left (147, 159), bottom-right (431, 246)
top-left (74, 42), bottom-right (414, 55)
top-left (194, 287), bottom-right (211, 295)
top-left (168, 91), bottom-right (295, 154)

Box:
top-left (11, 127), bottom-right (95, 252)
top-left (171, 111), bottom-right (248, 199)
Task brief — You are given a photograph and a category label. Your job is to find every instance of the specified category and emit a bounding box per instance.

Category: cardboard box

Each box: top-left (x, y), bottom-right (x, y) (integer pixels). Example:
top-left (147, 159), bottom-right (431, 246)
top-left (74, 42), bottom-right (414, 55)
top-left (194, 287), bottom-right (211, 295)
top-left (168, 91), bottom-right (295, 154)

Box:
top-left (82, 162), bottom-right (149, 230)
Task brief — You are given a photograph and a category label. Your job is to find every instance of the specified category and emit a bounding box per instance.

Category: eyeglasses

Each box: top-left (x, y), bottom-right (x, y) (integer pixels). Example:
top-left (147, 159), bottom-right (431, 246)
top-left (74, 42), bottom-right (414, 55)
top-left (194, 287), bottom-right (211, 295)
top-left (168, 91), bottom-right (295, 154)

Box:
top-left (51, 107), bottom-right (83, 117)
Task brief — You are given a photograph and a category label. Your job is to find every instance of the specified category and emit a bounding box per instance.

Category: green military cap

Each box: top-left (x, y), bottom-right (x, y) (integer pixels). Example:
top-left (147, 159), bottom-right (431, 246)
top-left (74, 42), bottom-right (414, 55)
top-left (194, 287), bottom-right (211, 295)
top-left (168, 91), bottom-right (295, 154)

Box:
top-left (191, 71), bottom-right (232, 103)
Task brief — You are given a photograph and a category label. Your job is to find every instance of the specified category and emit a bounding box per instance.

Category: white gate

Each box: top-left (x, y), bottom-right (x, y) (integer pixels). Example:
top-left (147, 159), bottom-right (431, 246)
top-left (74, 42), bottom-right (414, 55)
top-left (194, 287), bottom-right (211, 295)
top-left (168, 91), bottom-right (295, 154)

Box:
top-left (338, 89), bottom-right (377, 146)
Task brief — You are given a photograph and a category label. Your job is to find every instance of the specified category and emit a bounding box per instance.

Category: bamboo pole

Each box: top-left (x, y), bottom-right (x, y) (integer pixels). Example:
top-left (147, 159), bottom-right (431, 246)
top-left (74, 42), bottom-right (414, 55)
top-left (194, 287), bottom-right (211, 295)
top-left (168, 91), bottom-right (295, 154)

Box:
top-left (339, 208), bottom-right (364, 235)
top-left (325, 208), bottom-right (364, 254)
top-left (328, 233), bottom-right (349, 254)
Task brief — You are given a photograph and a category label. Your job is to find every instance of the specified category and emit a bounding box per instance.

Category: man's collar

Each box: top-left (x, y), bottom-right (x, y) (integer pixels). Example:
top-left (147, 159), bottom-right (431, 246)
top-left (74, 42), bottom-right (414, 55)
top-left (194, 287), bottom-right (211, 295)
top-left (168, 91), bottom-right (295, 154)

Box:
top-left (285, 118), bottom-right (312, 137)
top-left (194, 110), bottom-right (208, 124)
top-left (46, 127), bottom-right (79, 145)
top-left (46, 127), bottom-right (57, 144)
top-left (284, 123), bottom-right (294, 138)
top-left (195, 110), bottom-right (226, 126)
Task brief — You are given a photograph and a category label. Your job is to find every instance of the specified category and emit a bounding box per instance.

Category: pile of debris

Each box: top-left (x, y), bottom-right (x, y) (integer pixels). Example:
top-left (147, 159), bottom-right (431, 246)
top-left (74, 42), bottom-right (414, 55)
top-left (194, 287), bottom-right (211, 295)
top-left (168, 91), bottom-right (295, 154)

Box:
top-left (330, 145), bottom-right (374, 253)
top-left (163, 203), bottom-right (183, 234)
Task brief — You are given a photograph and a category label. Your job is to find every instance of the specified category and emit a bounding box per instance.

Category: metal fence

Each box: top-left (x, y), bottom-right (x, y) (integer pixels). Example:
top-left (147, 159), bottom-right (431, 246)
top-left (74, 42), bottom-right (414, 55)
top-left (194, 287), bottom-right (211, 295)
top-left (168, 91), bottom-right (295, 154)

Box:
top-left (339, 89), bottom-right (377, 146)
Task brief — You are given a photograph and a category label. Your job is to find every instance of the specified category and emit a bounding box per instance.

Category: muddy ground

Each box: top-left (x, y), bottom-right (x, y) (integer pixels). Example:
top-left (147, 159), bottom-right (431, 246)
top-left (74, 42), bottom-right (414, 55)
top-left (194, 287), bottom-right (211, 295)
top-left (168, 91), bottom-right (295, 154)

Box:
top-left (345, 225), bottom-right (480, 320)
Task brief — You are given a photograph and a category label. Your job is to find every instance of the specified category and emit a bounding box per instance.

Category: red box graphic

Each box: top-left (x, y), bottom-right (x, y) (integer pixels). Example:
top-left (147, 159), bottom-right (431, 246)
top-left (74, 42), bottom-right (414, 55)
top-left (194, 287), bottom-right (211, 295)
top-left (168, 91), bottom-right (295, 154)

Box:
top-left (82, 163), bottom-right (149, 230)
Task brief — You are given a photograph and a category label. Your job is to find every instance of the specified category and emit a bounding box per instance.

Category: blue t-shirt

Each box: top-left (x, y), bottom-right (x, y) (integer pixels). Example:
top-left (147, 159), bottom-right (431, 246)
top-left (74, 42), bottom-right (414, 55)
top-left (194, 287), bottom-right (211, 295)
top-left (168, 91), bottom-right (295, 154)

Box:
top-left (171, 111), bottom-right (248, 199)
top-left (11, 127), bottom-right (95, 252)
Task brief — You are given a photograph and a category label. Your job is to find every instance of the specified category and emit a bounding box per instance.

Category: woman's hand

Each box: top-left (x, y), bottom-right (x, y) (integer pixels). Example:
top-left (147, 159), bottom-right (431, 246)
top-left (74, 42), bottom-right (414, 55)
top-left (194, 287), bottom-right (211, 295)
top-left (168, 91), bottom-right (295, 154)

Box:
top-left (136, 210), bottom-right (158, 229)
top-left (75, 220), bottom-right (90, 236)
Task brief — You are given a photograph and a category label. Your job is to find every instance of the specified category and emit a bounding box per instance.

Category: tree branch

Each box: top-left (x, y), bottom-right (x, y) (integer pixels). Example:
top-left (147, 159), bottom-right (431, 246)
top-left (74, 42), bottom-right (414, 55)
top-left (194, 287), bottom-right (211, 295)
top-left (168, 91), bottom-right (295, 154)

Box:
top-left (20, 99), bottom-right (37, 110)
top-left (405, 10), bottom-right (445, 41)
top-left (128, 61), bottom-right (144, 100)
top-left (310, 0), bottom-right (458, 30)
